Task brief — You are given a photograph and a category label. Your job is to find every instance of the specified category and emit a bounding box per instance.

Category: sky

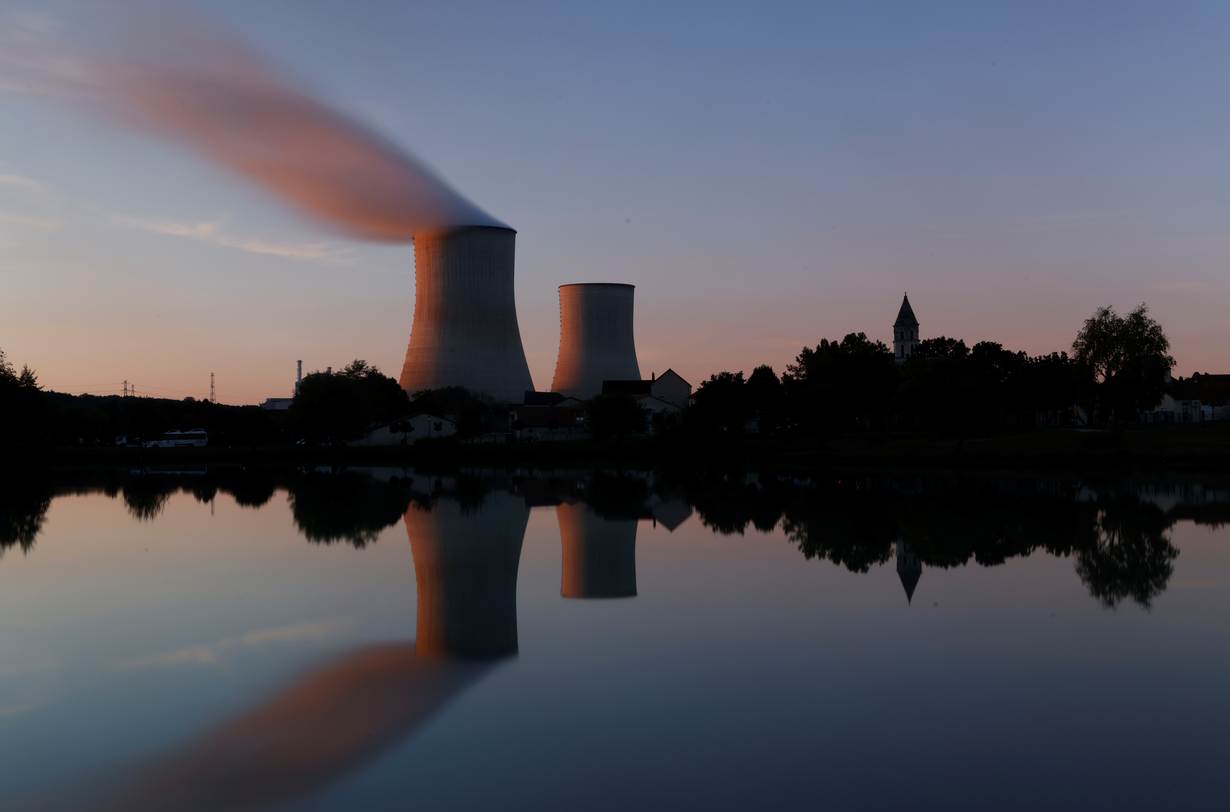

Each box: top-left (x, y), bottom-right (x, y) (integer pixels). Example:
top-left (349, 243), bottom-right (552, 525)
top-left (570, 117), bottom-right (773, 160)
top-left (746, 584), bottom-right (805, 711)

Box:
top-left (2, 0), bottom-right (1229, 404)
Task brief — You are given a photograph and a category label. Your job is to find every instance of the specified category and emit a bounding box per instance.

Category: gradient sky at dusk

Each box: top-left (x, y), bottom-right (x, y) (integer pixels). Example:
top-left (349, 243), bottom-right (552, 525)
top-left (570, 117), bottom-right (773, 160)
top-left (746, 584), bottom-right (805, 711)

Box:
top-left (2, 0), bottom-right (1229, 403)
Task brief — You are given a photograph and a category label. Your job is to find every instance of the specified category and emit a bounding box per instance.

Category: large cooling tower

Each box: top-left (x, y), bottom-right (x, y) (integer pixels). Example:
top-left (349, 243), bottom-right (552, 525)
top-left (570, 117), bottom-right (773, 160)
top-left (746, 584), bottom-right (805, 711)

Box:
top-left (550, 283), bottom-right (640, 399)
top-left (406, 491), bottom-right (529, 659)
top-left (399, 226), bottom-right (534, 402)
top-left (557, 502), bottom-right (638, 598)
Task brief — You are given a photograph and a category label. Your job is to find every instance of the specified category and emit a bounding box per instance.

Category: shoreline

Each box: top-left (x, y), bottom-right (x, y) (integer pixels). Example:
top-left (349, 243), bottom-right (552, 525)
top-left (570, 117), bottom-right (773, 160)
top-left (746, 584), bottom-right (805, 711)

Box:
top-left (7, 424), bottom-right (1230, 474)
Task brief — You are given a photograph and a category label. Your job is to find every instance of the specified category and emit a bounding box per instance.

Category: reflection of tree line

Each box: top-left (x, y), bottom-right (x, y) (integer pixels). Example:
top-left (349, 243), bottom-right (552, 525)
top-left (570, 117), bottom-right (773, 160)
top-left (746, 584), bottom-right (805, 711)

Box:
top-left (668, 471), bottom-right (1206, 609)
top-left (3, 468), bottom-right (1227, 611)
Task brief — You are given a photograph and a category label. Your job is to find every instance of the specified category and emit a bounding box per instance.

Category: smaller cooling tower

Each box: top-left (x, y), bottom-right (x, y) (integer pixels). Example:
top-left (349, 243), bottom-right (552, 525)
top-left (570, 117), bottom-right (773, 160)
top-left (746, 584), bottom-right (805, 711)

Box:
top-left (550, 283), bottom-right (640, 399)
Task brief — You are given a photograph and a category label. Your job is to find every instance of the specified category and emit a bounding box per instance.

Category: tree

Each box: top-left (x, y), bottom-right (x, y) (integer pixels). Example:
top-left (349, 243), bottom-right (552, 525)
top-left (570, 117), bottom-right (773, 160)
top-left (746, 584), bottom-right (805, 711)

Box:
top-left (688, 371), bottom-right (750, 434)
top-left (745, 365), bottom-right (784, 433)
top-left (291, 361), bottom-right (410, 445)
top-left (587, 394), bottom-right (646, 441)
top-left (783, 333), bottom-right (897, 432)
top-left (1072, 304), bottom-right (1174, 422)
top-left (0, 349), bottom-right (50, 449)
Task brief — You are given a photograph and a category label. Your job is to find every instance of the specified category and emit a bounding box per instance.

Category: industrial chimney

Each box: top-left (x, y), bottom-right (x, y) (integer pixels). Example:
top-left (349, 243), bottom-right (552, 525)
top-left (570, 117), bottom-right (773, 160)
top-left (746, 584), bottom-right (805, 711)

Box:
top-left (550, 283), bottom-right (640, 399)
top-left (399, 226), bottom-right (534, 402)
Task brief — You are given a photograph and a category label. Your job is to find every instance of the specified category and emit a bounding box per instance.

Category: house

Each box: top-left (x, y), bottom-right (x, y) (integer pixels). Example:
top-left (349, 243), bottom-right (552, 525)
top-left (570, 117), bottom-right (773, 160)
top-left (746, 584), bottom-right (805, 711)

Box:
top-left (511, 392), bottom-right (587, 441)
top-left (601, 369), bottom-right (692, 408)
top-left (350, 414), bottom-right (456, 446)
top-left (1146, 373), bottom-right (1230, 424)
top-left (260, 397), bottom-right (294, 411)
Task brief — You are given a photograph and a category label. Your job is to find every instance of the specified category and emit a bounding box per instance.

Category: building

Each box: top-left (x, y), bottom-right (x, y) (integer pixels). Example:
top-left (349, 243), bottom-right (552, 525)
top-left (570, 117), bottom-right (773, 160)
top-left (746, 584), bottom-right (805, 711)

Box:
top-left (260, 361), bottom-right (304, 410)
top-left (1146, 372), bottom-right (1230, 424)
top-left (602, 369), bottom-right (691, 409)
top-left (550, 283), bottom-right (641, 399)
top-left (399, 226), bottom-right (534, 402)
top-left (893, 293), bottom-right (920, 363)
top-left (349, 414), bottom-right (457, 446)
top-left (512, 392), bottom-right (587, 442)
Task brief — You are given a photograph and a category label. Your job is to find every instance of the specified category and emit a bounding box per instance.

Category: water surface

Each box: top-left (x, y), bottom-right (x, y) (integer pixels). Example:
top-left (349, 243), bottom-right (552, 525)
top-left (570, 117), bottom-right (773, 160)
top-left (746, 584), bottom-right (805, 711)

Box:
top-left (1, 468), bottom-right (1227, 810)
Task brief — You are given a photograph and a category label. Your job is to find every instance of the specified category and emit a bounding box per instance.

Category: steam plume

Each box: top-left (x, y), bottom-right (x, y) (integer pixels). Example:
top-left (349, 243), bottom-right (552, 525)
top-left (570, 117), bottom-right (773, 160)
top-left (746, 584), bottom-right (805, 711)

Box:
top-left (0, 5), bottom-right (504, 238)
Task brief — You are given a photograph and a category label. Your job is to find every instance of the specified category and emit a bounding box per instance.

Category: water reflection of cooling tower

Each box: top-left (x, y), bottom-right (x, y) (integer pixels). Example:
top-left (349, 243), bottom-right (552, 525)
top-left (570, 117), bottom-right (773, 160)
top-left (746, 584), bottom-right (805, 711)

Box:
top-left (399, 226), bottom-right (534, 402)
top-left (557, 502), bottom-right (638, 598)
top-left (550, 283), bottom-right (640, 399)
top-left (406, 491), bottom-right (529, 658)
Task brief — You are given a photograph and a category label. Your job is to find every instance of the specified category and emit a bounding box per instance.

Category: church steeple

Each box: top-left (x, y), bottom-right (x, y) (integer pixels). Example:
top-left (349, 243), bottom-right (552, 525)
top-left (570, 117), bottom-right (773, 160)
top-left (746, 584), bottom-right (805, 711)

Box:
top-left (893, 293), bottom-right (919, 363)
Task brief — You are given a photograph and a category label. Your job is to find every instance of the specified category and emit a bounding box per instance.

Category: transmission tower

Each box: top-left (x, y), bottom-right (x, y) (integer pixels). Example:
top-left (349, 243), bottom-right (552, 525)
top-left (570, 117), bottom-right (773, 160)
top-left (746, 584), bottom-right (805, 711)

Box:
top-left (210, 372), bottom-right (215, 404)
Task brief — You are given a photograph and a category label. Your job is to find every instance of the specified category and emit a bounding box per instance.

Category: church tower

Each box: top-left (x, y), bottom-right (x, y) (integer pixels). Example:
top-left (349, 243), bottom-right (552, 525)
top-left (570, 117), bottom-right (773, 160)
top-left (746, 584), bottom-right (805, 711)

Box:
top-left (893, 293), bottom-right (919, 363)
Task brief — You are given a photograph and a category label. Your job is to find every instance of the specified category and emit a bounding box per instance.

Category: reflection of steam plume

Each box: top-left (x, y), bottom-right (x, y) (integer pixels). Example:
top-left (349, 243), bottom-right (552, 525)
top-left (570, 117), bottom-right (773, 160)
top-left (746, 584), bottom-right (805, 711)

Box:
top-left (94, 489), bottom-right (528, 810)
top-left (0, 6), bottom-right (501, 238)
top-left (99, 647), bottom-right (485, 811)
top-left (407, 491), bottom-right (529, 657)
top-left (557, 502), bottom-right (638, 599)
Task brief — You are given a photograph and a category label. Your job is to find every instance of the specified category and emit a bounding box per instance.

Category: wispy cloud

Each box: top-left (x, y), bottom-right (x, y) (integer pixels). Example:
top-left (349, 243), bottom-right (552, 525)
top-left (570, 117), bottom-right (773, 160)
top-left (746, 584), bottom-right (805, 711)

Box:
top-left (115, 618), bottom-right (353, 672)
top-left (0, 211), bottom-right (59, 231)
top-left (0, 173), bottom-right (49, 194)
top-left (116, 215), bottom-right (221, 240)
top-left (115, 213), bottom-right (353, 264)
top-left (224, 237), bottom-right (353, 262)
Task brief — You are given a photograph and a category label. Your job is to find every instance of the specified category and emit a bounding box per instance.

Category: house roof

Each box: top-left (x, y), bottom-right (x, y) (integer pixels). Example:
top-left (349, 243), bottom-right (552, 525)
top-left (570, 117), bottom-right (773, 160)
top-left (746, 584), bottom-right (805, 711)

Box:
top-left (894, 294), bottom-right (919, 327)
top-left (655, 368), bottom-right (690, 387)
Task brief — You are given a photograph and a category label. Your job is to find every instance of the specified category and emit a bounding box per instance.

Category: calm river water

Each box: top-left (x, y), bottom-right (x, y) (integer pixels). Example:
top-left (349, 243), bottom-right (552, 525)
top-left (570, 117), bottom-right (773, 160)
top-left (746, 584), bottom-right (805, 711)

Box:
top-left (1, 467), bottom-right (1227, 810)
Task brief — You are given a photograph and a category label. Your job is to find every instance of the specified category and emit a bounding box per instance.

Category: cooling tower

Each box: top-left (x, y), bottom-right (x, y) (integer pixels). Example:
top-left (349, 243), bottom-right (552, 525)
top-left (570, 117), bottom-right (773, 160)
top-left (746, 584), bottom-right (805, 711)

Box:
top-left (406, 491), bottom-right (529, 659)
top-left (550, 283), bottom-right (640, 399)
top-left (399, 226), bottom-right (534, 402)
top-left (557, 502), bottom-right (638, 598)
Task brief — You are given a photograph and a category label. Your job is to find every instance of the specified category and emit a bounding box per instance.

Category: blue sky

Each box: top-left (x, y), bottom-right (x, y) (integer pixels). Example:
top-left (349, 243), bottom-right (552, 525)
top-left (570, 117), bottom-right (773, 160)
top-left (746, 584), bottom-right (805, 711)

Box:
top-left (2, 0), bottom-right (1228, 401)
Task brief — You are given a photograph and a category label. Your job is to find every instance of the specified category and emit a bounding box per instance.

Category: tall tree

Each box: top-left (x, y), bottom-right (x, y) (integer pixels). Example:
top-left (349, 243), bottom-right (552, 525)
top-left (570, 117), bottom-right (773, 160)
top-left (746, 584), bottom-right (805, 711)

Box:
top-left (1072, 304), bottom-right (1174, 422)
top-left (783, 333), bottom-right (897, 432)
top-left (291, 361), bottom-right (410, 444)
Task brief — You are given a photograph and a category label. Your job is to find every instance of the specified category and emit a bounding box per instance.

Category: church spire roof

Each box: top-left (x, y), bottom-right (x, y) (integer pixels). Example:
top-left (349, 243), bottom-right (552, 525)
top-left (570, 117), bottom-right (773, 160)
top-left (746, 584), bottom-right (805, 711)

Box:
top-left (894, 293), bottom-right (918, 328)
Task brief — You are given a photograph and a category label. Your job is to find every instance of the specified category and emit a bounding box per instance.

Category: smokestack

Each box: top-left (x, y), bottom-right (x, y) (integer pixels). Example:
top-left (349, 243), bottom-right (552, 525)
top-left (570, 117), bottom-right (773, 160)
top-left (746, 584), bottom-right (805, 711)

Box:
top-left (556, 502), bottom-right (638, 599)
top-left (295, 360), bottom-right (303, 395)
top-left (550, 283), bottom-right (640, 399)
top-left (400, 226), bottom-right (534, 402)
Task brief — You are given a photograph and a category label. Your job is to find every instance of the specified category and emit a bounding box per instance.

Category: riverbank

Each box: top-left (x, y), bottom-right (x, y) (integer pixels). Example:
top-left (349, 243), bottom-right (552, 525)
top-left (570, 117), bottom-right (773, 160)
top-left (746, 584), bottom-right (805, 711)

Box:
top-left (8, 423), bottom-right (1230, 473)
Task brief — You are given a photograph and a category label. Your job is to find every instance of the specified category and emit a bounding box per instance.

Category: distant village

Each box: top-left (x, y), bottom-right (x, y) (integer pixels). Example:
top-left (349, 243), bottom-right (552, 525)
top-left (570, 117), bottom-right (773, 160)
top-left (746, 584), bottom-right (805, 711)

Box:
top-left (249, 293), bottom-right (1229, 450)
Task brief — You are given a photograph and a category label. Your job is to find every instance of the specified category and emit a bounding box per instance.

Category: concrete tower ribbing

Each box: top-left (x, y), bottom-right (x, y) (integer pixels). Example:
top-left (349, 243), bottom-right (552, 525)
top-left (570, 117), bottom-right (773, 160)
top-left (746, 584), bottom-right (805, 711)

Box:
top-left (550, 283), bottom-right (640, 399)
top-left (399, 226), bottom-right (534, 402)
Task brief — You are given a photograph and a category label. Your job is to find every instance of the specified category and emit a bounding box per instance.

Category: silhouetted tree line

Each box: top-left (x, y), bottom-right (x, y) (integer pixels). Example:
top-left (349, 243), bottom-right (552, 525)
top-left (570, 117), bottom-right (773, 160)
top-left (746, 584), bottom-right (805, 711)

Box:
top-left (682, 304), bottom-right (1175, 439)
top-left (0, 348), bottom-right (290, 449)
